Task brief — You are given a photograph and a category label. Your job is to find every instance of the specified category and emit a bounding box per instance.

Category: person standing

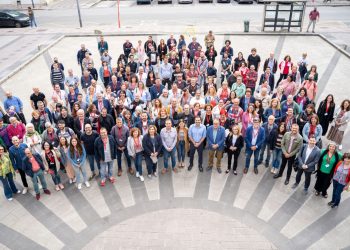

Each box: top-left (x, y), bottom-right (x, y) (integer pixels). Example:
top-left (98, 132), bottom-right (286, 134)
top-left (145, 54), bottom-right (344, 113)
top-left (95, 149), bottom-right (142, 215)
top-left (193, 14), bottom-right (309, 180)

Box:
top-left (291, 137), bottom-right (321, 194)
top-left (306, 8), bottom-right (320, 33)
top-left (23, 148), bottom-right (51, 201)
top-left (314, 142), bottom-right (342, 198)
top-left (188, 116), bottom-right (206, 172)
top-left (225, 125), bottom-right (244, 175)
top-left (274, 124), bottom-right (303, 185)
top-left (98, 36), bottom-right (108, 56)
top-left (9, 136), bottom-right (28, 194)
top-left (28, 7), bottom-right (37, 28)
top-left (328, 153), bottom-right (350, 208)
top-left (0, 145), bottom-right (20, 201)
top-left (176, 120), bottom-right (189, 169)
top-left (160, 119), bottom-right (178, 174)
top-left (206, 119), bottom-right (226, 174)
top-left (244, 118), bottom-right (265, 174)
top-left (111, 118), bottom-right (134, 176)
top-left (317, 94), bottom-right (335, 136)
top-left (143, 125), bottom-right (162, 179)
top-left (127, 128), bottom-right (144, 182)
top-left (67, 137), bottom-right (89, 190)
top-left (258, 116), bottom-right (277, 168)
top-left (80, 124), bottom-right (100, 179)
top-left (270, 122), bottom-right (287, 174)
top-left (94, 128), bottom-right (116, 186)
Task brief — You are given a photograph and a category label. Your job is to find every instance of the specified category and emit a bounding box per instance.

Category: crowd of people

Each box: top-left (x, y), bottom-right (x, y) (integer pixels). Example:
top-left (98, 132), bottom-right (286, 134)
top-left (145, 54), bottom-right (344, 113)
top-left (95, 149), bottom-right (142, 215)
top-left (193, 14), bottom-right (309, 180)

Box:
top-left (0, 32), bottom-right (349, 209)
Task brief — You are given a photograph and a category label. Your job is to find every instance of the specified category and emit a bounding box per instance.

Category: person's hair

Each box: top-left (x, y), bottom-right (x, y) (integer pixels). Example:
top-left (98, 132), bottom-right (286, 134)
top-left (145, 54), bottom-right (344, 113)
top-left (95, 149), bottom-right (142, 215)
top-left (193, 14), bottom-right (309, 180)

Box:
top-left (130, 127), bottom-right (141, 137)
top-left (284, 55), bottom-right (291, 61)
top-left (87, 104), bottom-right (96, 113)
top-left (230, 125), bottom-right (241, 135)
top-left (58, 120), bottom-right (65, 125)
top-left (225, 40), bottom-right (231, 45)
top-left (206, 86), bottom-right (217, 97)
top-left (158, 107), bottom-right (168, 118)
top-left (340, 99), bottom-right (350, 111)
top-left (323, 94), bottom-right (334, 106)
top-left (0, 144), bottom-right (8, 152)
top-left (59, 136), bottom-right (69, 147)
top-left (310, 114), bottom-right (320, 125)
top-left (154, 99), bottom-right (162, 108)
top-left (42, 140), bottom-right (53, 150)
top-left (31, 110), bottom-right (40, 117)
top-left (148, 125), bottom-right (158, 134)
top-left (69, 137), bottom-right (83, 156)
top-left (177, 119), bottom-right (186, 131)
top-left (343, 153), bottom-right (350, 160)
top-left (204, 104), bottom-right (213, 111)
top-left (305, 103), bottom-right (315, 113)
top-left (310, 65), bottom-right (317, 72)
top-left (277, 122), bottom-right (286, 135)
top-left (298, 87), bottom-right (307, 96)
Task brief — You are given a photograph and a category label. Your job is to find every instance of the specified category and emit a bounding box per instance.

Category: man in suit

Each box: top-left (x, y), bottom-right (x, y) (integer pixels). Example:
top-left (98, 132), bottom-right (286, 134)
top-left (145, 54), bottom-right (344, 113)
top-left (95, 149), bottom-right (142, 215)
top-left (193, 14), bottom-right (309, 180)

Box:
top-left (292, 136), bottom-right (321, 194)
top-left (244, 118), bottom-right (265, 174)
top-left (239, 89), bottom-right (256, 112)
top-left (274, 123), bottom-right (303, 185)
top-left (93, 93), bottom-right (112, 114)
top-left (73, 109), bottom-right (91, 138)
top-left (259, 67), bottom-right (275, 92)
top-left (206, 119), bottom-right (226, 173)
top-left (263, 52), bottom-right (278, 73)
top-left (258, 115), bottom-right (277, 168)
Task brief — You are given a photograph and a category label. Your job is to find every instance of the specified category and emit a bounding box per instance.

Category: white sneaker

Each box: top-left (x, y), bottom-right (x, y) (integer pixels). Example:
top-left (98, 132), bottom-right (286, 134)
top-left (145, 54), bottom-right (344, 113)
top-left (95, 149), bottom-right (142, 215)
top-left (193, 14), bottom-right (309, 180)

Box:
top-left (73, 177), bottom-right (77, 183)
top-left (153, 172), bottom-right (158, 178)
top-left (147, 174), bottom-right (152, 179)
top-left (7, 198), bottom-right (13, 201)
top-left (69, 179), bottom-right (73, 184)
top-left (85, 181), bottom-right (90, 188)
top-left (339, 144), bottom-right (343, 150)
top-left (22, 188), bottom-right (28, 195)
top-left (140, 176), bottom-right (144, 182)
top-left (16, 190), bottom-right (21, 194)
top-left (77, 183), bottom-right (82, 190)
top-left (136, 172), bottom-right (140, 178)
top-left (38, 183), bottom-right (43, 189)
top-left (271, 168), bottom-right (275, 173)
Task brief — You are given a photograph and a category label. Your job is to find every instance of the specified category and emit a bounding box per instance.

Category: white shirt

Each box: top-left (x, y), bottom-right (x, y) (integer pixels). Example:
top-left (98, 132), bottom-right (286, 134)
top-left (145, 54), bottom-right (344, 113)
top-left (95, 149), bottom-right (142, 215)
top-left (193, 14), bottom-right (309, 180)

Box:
top-left (305, 146), bottom-right (315, 163)
top-left (189, 97), bottom-right (205, 107)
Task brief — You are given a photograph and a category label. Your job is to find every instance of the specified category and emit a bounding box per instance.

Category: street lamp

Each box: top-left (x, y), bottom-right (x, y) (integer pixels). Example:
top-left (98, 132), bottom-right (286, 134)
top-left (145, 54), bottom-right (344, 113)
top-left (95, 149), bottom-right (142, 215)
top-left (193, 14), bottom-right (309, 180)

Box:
top-left (76, 0), bottom-right (83, 28)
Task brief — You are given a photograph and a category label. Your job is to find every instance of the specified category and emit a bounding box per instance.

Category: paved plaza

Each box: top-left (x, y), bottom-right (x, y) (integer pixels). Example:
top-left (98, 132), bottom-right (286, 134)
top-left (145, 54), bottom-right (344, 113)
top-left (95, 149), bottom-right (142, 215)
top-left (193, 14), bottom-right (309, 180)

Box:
top-left (0, 33), bottom-right (350, 249)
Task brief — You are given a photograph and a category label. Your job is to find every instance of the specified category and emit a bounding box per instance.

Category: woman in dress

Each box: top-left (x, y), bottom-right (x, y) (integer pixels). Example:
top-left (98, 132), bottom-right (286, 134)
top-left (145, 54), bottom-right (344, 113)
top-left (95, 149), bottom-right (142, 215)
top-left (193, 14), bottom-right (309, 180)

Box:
top-left (23, 123), bottom-right (42, 155)
top-left (99, 61), bottom-right (112, 88)
top-left (186, 63), bottom-right (198, 84)
top-left (157, 39), bottom-right (168, 61)
top-left (270, 122), bottom-right (287, 174)
top-left (317, 94), bottom-right (335, 136)
top-left (327, 99), bottom-right (350, 150)
top-left (176, 120), bottom-right (189, 168)
top-left (127, 128), bottom-right (144, 182)
top-left (146, 70), bottom-right (156, 89)
top-left (142, 125), bottom-right (163, 178)
top-left (314, 142), bottom-right (342, 198)
top-left (301, 75), bottom-right (318, 102)
top-left (41, 141), bottom-right (64, 191)
top-left (0, 145), bottom-right (20, 201)
top-left (205, 45), bottom-right (217, 65)
top-left (279, 74), bottom-right (297, 97)
top-left (328, 153), bottom-right (350, 208)
top-left (85, 86), bottom-right (97, 106)
top-left (67, 137), bottom-right (89, 190)
top-left (239, 62), bottom-right (249, 85)
top-left (58, 137), bottom-right (75, 184)
top-left (225, 125), bottom-right (244, 175)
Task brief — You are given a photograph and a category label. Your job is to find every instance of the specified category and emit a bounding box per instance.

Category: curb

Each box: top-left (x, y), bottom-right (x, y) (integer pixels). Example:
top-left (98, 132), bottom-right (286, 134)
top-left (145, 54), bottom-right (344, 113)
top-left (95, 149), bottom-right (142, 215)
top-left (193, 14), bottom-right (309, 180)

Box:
top-left (0, 35), bottom-right (65, 85)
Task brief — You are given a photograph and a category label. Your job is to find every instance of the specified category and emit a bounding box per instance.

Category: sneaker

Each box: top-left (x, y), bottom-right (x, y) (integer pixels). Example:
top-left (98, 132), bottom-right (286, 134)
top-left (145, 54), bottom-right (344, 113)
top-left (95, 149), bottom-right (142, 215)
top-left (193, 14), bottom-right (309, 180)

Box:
top-left (270, 168), bottom-right (275, 174)
top-left (148, 174), bottom-right (152, 179)
top-left (109, 177), bottom-right (115, 183)
top-left (254, 168), bottom-right (258, 174)
top-left (322, 194), bottom-right (328, 198)
top-left (315, 191), bottom-right (320, 196)
top-left (7, 198), bottom-right (13, 201)
top-left (188, 165), bottom-right (193, 171)
top-left (22, 187), bottom-right (28, 195)
top-left (73, 177), bottom-right (77, 183)
top-left (303, 188), bottom-right (308, 195)
top-left (136, 172), bottom-right (140, 178)
top-left (153, 172), bottom-right (158, 178)
top-left (206, 166), bottom-right (213, 172)
top-left (100, 180), bottom-right (105, 187)
top-left (173, 167), bottom-right (178, 173)
top-left (85, 181), bottom-right (90, 188)
top-left (77, 183), bottom-right (82, 190)
top-left (69, 179), bottom-right (73, 184)
top-left (233, 170), bottom-right (237, 175)
top-left (16, 190), bottom-right (21, 194)
top-left (140, 176), bottom-right (144, 182)
top-left (291, 183), bottom-right (298, 189)
top-left (55, 186), bottom-right (60, 191)
top-left (36, 194), bottom-right (40, 200)
top-left (225, 169), bottom-right (230, 174)
top-left (43, 189), bottom-right (51, 195)
top-left (264, 163), bottom-right (269, 168)
top-left (331, 204), bottom-right (338, 208)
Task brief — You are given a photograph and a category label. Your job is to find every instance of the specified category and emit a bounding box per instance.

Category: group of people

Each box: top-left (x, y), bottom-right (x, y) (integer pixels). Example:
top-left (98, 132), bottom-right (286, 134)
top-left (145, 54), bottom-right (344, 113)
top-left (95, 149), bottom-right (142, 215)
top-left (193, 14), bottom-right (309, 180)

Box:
top-left (0, 32), bottom-right (349, 209)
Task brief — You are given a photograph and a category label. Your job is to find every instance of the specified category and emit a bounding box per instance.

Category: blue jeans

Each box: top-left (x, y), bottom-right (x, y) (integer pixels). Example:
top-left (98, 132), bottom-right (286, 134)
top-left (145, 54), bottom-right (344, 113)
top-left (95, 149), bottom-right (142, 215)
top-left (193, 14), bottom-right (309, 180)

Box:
top-left (177, 141), bottom-right (185, 162)
top-left (49, 168), bottom-right (61, 185)
top-left (116, 148), bottom-right (131, 170)
top-left (31, 169), bottom-right (48, 194)
top-left (73, 164), bottom-right (88, 184)
top-left (30, 17), bottom-right (37, 27)
top-left (145, 155), bottom-right (158, 175)
top-left (272, 148), bottom-right (282, 169)
top-left (163, 147), bottom-right (176, 169)
top-left (100, 161), bottom-right (114, 181)
top-left (331, 180), bottom-right (345, 206)
top-left (258, 142), bottom-right (271, 165)
top-left (87, 154), bottom-right (100, 172)
top-left (245, 148), bottom-right (261, 169)
top-left (134, 152), bottom-right (143, 175)
top-left (0, 173), bottom-right (18, 199)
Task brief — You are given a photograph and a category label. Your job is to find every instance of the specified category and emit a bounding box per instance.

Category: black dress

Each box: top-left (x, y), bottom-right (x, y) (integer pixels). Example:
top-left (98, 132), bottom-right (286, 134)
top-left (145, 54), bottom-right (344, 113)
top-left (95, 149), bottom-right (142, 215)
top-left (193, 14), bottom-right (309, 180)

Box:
top-left (317, 101), bottom-right (335, 136)
top-left (225, 134), bottom-right (244, 171)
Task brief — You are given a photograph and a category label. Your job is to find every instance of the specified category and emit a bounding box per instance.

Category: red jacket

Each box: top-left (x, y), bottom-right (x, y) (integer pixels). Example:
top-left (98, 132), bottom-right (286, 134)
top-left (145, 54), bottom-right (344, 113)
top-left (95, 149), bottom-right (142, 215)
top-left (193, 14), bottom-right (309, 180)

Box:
top-left (334, 161), bottom-right (350, 184)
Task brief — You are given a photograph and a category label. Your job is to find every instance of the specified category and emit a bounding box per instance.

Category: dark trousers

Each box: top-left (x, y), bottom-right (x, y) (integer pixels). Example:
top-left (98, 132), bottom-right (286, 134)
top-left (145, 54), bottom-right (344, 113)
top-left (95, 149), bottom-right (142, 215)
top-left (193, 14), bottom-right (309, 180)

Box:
top-left (295, 168), bottom-right (312, 189)
top-left (314, 171), bottom-right (332, 195)
top-left (0, 173), bottom-right (18, 199)
top-left (227, 150), bottom-right (240, 171)
top-left (189, 142), bottom-right (204, 167)
top-left (277, 155), bottom-right (295, 180)
top-left (103, 77), bottom-right (110, 88)
top-left (145, 155), bottom-right (158, 175)
top-left (87, 154), bottom-right (100, 172)
top-left (331, 180), bottom-right (345, 206)
top-left (17, 169), bottom-right (28, 188)
top-left (245, 148), bottom-right (261, 169)
top-left (276, 73), bottom-right (288, 86)
top-left (162, 78), bottom-right (172, 90)
top-left (116, 148), bottom-right (131, 170)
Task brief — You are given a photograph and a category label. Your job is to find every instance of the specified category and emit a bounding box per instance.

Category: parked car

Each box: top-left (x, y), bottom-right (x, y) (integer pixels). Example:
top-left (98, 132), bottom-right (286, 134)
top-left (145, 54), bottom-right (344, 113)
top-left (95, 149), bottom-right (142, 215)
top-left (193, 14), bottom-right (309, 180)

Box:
top-left (0, 10), bottom-right (29, 28)
top-left (137, 0), bottom-right (152, 4)
top-left (217, 0), bottom-right (230, 2)
top-left (199, 0), bottom-right (213, 3)
top-left (235, 0), bottom-right (253, 3)
top-left (179, 0), bottom-right (193, 3)
top-left (158, 0), bottom-right (172, 3)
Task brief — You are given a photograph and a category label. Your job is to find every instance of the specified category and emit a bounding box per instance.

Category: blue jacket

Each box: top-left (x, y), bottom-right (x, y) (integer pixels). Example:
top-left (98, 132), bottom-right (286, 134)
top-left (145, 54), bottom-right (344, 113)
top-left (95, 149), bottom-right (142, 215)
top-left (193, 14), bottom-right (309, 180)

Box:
top-left (94, 135), bottom-right (116, 162)
top-left (206, 125), bottom-right (226, 151)
top-left (4, 96), bottom-right (23, 113)
top-left (9, 144), bottom-right (28, 170)
top-left (23, 153), bottom-right (45, 178)
top-left (93, 99), bottom-right (112, 114)
top-left (263, 108), bottom-right (282, 123)
top-left (67, 146), bottom-right (86, 167)
top-left (99, 65), bottom-right (112, 82)
top-left (245, 126), bottom-right (265, 149)
top-left (150, 85), bottom-right (164, 100)
top-left (261, 122), bottom-right (277, 143)
top-left (302, 123), bottom-right (323, 143)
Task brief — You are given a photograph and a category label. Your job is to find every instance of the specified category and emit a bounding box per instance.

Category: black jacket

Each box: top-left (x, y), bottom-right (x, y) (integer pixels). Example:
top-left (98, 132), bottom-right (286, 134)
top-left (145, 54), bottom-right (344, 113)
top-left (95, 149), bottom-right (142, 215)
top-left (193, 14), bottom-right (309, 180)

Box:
top-left (73, 117), bottom-right (92, 137)
top-left (263, 58), bottom-right (277, 73)
top-left (94, 135), bottom-right (116, 162)
top-left (142, 134), bottom-right (163, 156)
top-left (98, 114), bottom-right (115, 134)
top-left (225, 134), bottom-right (244, 154)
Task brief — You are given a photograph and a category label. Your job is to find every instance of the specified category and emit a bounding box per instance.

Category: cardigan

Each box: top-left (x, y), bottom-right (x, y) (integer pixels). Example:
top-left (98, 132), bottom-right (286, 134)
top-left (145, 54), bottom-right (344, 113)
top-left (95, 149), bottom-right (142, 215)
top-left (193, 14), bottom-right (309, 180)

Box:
top-left (41, 150), bottom-right (61, 172)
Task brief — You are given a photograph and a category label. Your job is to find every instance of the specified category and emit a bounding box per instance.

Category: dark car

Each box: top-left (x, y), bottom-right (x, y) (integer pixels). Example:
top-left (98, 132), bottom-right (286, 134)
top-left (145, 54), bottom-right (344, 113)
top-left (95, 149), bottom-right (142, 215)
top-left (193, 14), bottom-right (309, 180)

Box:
top-left (217, 0), bottom-right (230, 2)
top-left (137, 0), bottom-right (152, 4)
top-left (0, 10), bottom-right (30, 28)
